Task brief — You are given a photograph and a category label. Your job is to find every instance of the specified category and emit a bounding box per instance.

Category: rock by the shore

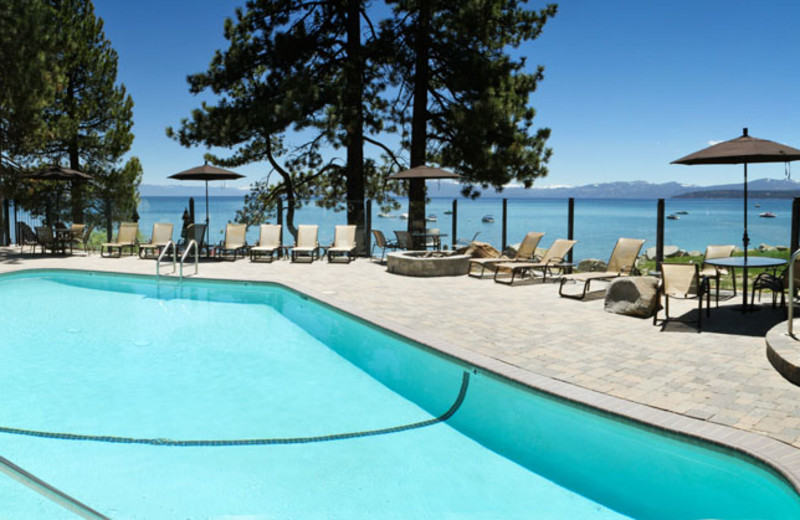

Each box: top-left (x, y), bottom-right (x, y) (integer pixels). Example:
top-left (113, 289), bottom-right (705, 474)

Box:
top-left (645, 245), bottom-right (680, 260)
top-left (604, 277), bottom-right (659, 318)
top-left (759, 243), bottom-right (777, 252)
top-left (459, 241), bottom-right (500, 258)
top-left (578, 258), bottom-right (607, 272)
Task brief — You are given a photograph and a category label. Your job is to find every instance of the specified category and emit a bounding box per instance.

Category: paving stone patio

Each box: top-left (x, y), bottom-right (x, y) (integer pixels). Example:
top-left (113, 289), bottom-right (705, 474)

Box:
top-left (3, 246), bottom-right (800, 476)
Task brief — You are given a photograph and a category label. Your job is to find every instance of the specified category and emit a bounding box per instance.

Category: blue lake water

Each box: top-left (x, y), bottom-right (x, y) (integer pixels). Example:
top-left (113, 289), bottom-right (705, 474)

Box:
top-left (138, 195), bottom-right (794, 261)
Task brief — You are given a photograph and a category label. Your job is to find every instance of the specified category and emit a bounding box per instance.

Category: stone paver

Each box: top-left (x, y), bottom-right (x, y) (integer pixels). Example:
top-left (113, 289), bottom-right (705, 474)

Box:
top-left (3, 248), bottom-right (800, 472)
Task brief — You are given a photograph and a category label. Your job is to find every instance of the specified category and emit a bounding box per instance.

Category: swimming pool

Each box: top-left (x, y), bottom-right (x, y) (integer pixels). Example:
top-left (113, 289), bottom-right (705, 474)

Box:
top-left (1, 269), bottom-right (799, 518)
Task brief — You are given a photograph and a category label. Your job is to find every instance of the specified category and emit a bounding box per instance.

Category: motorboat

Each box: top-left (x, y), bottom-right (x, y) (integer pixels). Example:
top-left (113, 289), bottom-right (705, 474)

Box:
top-left (675, 211), bottom-right (689, 215)
top-left (426, 214), bottom-right (437, 222)
top-left (666, 214), bottom-right (679, 220)
top-left (482, 215), bottom-right (495, 223)
top-left (755, 203), bottom-right (761, 208)
top-left (444, 210), bottom-right (453, 215)
top-left (377, 212), bottom-right (395, 218)
top-left (759, 212), bottom-right (777, 218)
top-left (400, 213), bottom-right (408, 220)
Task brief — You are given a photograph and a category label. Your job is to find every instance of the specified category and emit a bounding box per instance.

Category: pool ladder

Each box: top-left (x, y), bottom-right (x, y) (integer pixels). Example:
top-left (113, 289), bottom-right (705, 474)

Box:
top-left (156, 240), bottom-right (199, 280)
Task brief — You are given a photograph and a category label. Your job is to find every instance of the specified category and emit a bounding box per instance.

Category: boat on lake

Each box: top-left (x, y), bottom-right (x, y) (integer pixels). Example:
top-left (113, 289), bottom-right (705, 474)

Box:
top-left (482, 215), bottom-right (495, 223)
top-left (759, 212), bottom-right (777, 218)
top-left (666, 214), bottom-right (679, 220)
top-left (444, 210), bottom-right (453, 215)
top-left (377, 212), bottom-right (396, 218)
top-left (400, 213), bottom-right (408, 220)
top-left (675, 211), bottom-right (689, 215)
top-left (426, 214), bottom-right (437, 222)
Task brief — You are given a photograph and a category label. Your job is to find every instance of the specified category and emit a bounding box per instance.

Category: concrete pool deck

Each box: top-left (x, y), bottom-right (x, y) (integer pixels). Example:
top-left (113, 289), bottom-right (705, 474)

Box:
top-left (3, 247), bottom-right (800, 486)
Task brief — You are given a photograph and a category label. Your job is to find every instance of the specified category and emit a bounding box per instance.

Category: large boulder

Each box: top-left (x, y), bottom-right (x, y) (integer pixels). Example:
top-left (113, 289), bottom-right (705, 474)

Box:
top-left (604, 277), bottom-right (659, 318)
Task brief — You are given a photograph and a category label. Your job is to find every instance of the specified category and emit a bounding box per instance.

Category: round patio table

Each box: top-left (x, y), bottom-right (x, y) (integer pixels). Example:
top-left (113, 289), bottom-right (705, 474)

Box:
top-left (704, 256), bottom-right (786, 311)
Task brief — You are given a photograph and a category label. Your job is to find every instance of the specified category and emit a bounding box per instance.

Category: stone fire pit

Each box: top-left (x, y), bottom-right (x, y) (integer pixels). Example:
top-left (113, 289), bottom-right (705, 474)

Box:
top-left (386, 251), bottom-right (471, 277)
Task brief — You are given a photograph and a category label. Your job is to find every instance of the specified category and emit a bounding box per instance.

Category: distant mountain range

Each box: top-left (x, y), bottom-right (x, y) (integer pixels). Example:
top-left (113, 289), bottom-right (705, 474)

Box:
top-left (424, 177), bottom-right (800, 199)
top-left (141, 177), bottom-right (800, 200)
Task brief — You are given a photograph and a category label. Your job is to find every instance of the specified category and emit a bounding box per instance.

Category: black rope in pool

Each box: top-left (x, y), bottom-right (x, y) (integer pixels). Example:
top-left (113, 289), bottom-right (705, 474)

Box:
top-left (0, 372), bottom-right (470, 447)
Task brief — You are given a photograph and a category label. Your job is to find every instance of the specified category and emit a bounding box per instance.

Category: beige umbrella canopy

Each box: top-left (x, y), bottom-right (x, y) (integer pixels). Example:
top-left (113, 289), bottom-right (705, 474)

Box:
top-left (169, 162), bottom-right (244, 245)
top-left (672, 128), bottom-right (800, 309)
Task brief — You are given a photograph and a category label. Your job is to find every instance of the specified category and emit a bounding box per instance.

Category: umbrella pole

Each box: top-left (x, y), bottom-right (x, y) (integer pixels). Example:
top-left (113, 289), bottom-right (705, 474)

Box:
top-left (743, 162), bottom-right (749, 311)
top-left (205, 180), bottom-right (210, 247)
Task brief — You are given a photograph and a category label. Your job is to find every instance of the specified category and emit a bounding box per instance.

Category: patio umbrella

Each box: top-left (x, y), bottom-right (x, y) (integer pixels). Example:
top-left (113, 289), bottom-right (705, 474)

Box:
top-left (672, 128), bottom-right (800, 309)
top-left (169, 162), bottom-right (244, 245)
top-left (388, 165), bottom-right (461, 247)
top-left (25, 166), bottom-right (94, 225)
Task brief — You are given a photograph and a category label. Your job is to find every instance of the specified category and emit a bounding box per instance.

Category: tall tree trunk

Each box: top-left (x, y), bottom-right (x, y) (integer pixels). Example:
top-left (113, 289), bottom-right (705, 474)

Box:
top-left (67, 75), bottom-right (84, 224)
top-left (344, 0), bottom-right (365, 251)
top-left (408, 0), bottom-right (430, 244)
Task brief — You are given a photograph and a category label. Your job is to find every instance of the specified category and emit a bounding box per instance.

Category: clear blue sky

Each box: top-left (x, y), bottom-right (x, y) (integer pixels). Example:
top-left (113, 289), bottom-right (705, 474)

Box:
top-left (93, 0), bottom-right (800, 192)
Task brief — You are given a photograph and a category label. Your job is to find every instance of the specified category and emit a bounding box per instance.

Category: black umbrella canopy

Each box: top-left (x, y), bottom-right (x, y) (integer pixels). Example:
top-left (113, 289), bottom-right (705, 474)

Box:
top-left (388, 165), bottom-right (462, 180)
top-left (169, 162), bottom-right (245, 245)
top-left (672, 128), bottom-right (800, 310)
top-left (26, 165), bottom-right (93, 181)
top-left (168, 162), bottom-right (245, 181)
top-left (672, 129), bottom-right (800, 165)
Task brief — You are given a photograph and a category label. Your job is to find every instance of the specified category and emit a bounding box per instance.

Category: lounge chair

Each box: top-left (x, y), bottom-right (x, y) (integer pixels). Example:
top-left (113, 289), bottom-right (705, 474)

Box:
top-left (138, 222), bottom-right (174, 259)
top-left (250, 224), bottom-right (282, 262)
top-left (558, 238), bottom-right (645, 299)
top-left (17, 222), bottom-right (39, 253)
top-left (327, 225), bottom-right (357, 263)
top-left (468, 231), bottom-right (544, 278)
top-left (371, 229), bottom-right (399, 263)
top-left (35, 226), bottom-right (62, 255)
top-left (654, 262), bottom-right (710, 331)
top-left (493, 239), bottom-right (578, 285)
top-left (217, 223), bottom-right (248, 260)
top-left (101, 222), bottom-right (139, 257)
top-left (698, 244), bottom-right (736, 305)
top-left (291, 225), bottom-right (319, 262)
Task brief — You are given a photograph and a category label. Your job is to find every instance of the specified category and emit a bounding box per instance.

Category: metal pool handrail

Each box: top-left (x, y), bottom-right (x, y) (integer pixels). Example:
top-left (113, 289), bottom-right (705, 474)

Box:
top-left (0, 455), bottom-right (109, 519)
top-left (180, 239), bottom-right (199, 280)
top-left (789, 248), bottom-right (800, 336)
top-left (156, 241), bottom-right (176, 277)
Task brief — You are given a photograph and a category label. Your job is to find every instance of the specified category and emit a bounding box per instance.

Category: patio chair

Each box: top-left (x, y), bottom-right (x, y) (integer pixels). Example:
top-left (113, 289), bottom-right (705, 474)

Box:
top-left (468, 231), bottom-right (544, 278)
top-left (17, 222), bottom-right (39, 254)
top-left (138, 222), bottom-right (174, 259)
top-left (424, 228), bottom-right (441, 250)
top-left (291, 225), bottom-right (319, 263)
top-left (371, 229), bottom-right (399, 263)
top-left (250, 224), bottom-right (282, 262)
top-left (101, 222), bottom-right (139, 257)
top-left (653, 262), bottom-right (710, 331)
top-left (750, 256), bottom-right (800, 309)
top-left (72, 224), bottom-right (94, 254)
top-left (394, 230), bottom-right (413, 250)
top-left (179, 223), bottom-right (207, 259)
top-left (64, 224), bottom-right (86, 255)
top-left (327, 225), bottom-right (357, 263)
top-left (35, 226), bottom-right (62, 255)
top-left (559, 238), bottom-right (645, 299)
top-left (217, 223), bottom-right (248, 260)
top-left (698, 244), bottom-right (736, 305)
top-left (493, 239), bottom-right (578, 285)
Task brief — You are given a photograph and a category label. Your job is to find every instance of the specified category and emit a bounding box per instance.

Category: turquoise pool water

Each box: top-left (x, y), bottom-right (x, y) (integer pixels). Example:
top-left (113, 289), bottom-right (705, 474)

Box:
top-left (0, 270), bottom-right (799, 519)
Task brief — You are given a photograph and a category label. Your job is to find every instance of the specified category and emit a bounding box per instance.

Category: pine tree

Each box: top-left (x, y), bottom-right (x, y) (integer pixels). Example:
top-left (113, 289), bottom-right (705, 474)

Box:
top-left (381, 0), bottom-right (557, 235)
top-left (168, 0), bottom-right (387, 243)
top-left (38, 0), bottom-right (135, 226)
